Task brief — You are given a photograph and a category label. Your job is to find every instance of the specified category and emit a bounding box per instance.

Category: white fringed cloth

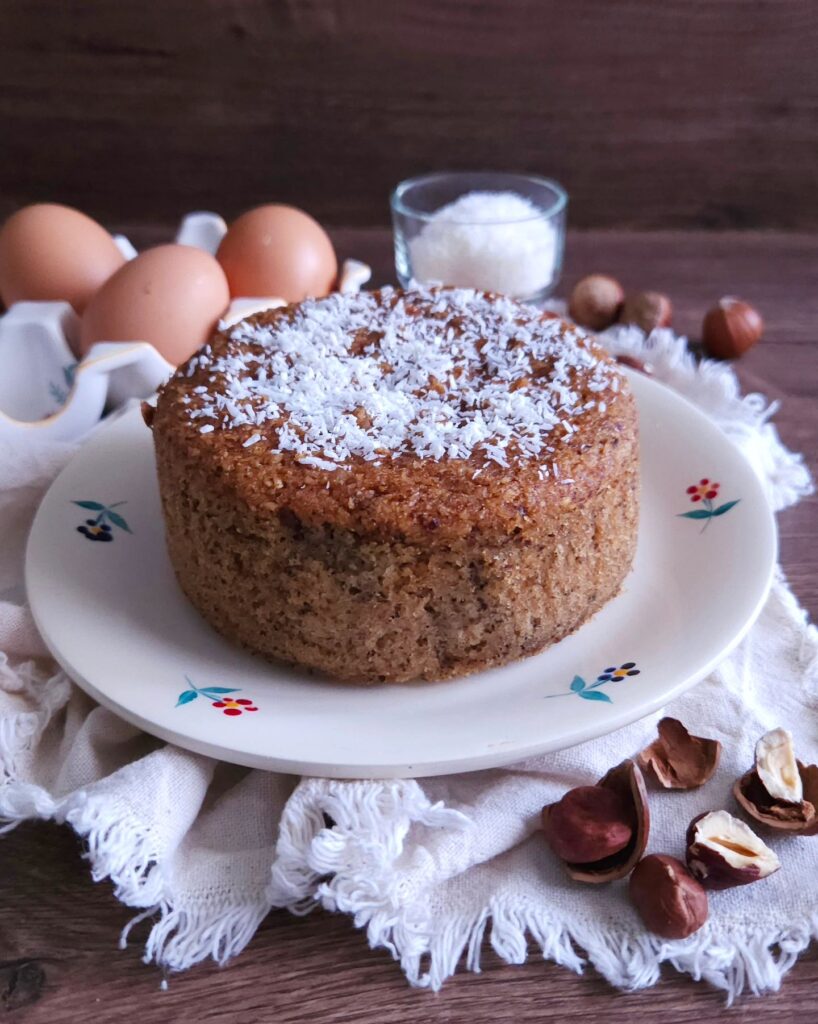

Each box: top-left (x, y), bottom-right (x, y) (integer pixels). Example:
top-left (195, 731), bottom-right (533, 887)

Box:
top-left (1, 326), bottom-right (815, 1002)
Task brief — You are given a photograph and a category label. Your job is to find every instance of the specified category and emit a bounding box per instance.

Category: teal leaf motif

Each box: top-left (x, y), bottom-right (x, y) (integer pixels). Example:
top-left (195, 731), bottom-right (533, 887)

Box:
top-left (678, 509), bottom-right (713, 520)
top-left (570, 675), bottom-right (586, 692)
top-left (579, 690), bottom-right (612, 703)
top-left (73, 500), bottom-right (105, 511)
top-left (200, 686), bottom-right (240, 695)
top-left (106, 510), bottom-right (132, 533)
top-left (712, 499), bottom-right (740, 517)
top-left (176, 690), bottom-right (198, 707)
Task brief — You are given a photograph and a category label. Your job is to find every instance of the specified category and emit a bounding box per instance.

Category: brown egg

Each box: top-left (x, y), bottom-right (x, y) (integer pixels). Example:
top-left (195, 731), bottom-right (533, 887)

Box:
top-left (79, 244), bottom-right (230, 364)
top-left (0, 203), bottom-right (126, 313)
top-left (216, 204), bottom-right (337, 303)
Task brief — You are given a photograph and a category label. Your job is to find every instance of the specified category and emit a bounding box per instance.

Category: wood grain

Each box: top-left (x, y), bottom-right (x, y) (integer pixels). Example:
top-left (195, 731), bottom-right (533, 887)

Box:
top-left (3, 821), bottom-right (818, 1024)
top-left (1, 227), bottom-right (817, 1022)
top-left (2, 1), bottom-right (818, 230)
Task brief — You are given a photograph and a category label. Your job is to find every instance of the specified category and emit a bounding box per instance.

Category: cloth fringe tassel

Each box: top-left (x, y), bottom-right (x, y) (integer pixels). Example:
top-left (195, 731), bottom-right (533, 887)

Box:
top-left (267, 775), bottom-right (818, 1003)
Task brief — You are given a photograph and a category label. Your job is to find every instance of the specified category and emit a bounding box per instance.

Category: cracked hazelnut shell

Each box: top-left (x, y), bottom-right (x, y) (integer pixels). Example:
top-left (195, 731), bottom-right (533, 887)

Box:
top-left (733, 729), bottom-right (818, 835)
top-left (686, 810), bottom-right (780, 889)
top-left (629, 855), bottom-right (708, 939)
top-left (638, 717), bottom-right (721, 790)
top-left (735, 764), bottom-right (818, 834)
top-left (542, 759), bottom-right (650, 883)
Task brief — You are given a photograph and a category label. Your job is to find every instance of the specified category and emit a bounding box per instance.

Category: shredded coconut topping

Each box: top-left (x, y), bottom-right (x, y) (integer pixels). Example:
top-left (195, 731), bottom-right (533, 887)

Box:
top-left (183, 287), bottom-right (619, 471)
top-left (408, 191), bottom-right (558, 298)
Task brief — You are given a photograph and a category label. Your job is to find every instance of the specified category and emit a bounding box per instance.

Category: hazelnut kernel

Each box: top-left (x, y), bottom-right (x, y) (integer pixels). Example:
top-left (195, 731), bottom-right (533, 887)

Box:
top-left (568, 274), bottom-right (625, 332)
top-left (620, 291), bottom-right (673, 333)
top-left (702, 297), bottom-right (763, 359)
top-left (542, 785), bottom-right (633, 864)
top-left (629, 854), bottom-right (708, 939)
top-left (686, 810), bottom-right (780, 890)
top-left (755, 727), bottom-right (802, 803)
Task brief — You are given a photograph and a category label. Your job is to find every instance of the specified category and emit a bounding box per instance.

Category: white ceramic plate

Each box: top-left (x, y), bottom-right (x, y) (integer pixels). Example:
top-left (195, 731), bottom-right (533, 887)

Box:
top-left (26, 371), bottom-right (776, 778)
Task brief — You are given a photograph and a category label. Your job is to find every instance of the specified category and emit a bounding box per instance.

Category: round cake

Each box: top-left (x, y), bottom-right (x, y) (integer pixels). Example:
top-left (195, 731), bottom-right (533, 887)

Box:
top-left (148, 286), bottom-right (639, 683)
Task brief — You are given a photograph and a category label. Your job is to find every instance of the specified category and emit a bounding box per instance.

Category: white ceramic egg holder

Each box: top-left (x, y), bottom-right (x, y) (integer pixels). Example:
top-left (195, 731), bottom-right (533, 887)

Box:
top-left (0, 212), bottom-right (371, 443)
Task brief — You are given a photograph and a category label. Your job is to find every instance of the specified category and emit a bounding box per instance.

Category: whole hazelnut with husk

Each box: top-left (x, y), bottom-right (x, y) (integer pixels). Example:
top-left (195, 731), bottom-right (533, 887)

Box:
top-left (638, 717), bottom-right (721, 790)
top-left (686, 809), bottom-right (780, 889)
top-left (733, 727), bottom-right (818, 835)
top-left (541, 759), bottom-right (649, 883)
top-left (629, 855), bottom-right (708, 939)
top-left (702, 297), bottom-right (763, 359)
top-left (620, 291), bottom-right (673, 334)
top-left (568, 274), bottom-right (624, 332)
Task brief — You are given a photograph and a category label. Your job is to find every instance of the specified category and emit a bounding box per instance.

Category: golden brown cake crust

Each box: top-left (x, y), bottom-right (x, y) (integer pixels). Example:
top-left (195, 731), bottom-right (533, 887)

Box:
top-left (151, 287), bottom-right (639, 683)
top-left (155, 288), bottom-right (635, 544)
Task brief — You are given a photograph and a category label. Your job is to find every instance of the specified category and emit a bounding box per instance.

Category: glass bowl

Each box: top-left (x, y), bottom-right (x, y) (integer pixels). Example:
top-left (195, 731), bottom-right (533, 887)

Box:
top-left (390, 171), bottom-right (568, 303)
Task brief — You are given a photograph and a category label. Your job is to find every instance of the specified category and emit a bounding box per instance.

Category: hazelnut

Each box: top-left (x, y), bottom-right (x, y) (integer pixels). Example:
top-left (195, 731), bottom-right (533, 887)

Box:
top-left (568, 274), bottom-right (624, 332)
top-left (542, 786), bottom-right (633, 864)
top-left (620, 291), bottom-right (673, 334)
top-left (637, 717), bottom-right (721, 790)
top-left (733, 727), bottom-right (818, 835)
top-left (686, 810), bottom-right (780, 889)
top-left (629, 855), bottom-right (708, 939)
top-left (702, 297), bottom-right (763, 359)
top-left (140, 400), bottom-right (155, 429)
top-left (541, 759), bottom-right (650, 883)
top-left (614, 354), bottom-right (652, 375)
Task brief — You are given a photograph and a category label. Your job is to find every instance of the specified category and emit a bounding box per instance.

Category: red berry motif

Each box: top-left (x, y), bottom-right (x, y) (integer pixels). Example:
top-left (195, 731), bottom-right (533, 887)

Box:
top-left (212, 697), bottom-right (259, 716)
top-left (678, 479), bottom-right (739, 531)
top-left (175, 679), bottom-right (260, 716)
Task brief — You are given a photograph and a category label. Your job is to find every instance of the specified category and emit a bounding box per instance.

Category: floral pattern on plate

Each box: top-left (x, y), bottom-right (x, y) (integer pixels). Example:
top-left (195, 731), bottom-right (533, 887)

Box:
top-left (678, 479), bottom-right (739, 531)
top-left (176, 677), bottom-right (259, 716)
top-left (546, 662), bottom-right (641, 704)
top-left (73, 500), bottom-right (131, 542)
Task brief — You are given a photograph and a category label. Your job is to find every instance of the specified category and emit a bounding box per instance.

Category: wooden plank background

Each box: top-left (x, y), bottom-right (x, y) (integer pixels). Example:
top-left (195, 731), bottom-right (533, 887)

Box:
top-left (2, 0), bottom-right (818, 230)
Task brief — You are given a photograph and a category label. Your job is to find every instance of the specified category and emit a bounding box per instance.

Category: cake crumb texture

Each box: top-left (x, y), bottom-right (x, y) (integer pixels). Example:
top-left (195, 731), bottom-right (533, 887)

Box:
top-left (152, 287), bottom-right (639, 683)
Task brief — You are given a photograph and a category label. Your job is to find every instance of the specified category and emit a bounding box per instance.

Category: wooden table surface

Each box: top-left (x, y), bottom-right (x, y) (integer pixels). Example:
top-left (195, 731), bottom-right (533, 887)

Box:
top-left (2, 228), bottom-right (817, 1023)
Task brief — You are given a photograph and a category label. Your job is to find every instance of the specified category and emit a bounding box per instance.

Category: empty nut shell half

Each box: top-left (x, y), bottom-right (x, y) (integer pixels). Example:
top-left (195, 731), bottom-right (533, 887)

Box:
top-left (734, 772), bottom-right (818, 836)
top-left (542, 759), bottom-right (650, 883)
top-left (638, 717), bottom-right (721, 790)
top-left (686, 810), bottom-right (780, 889)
